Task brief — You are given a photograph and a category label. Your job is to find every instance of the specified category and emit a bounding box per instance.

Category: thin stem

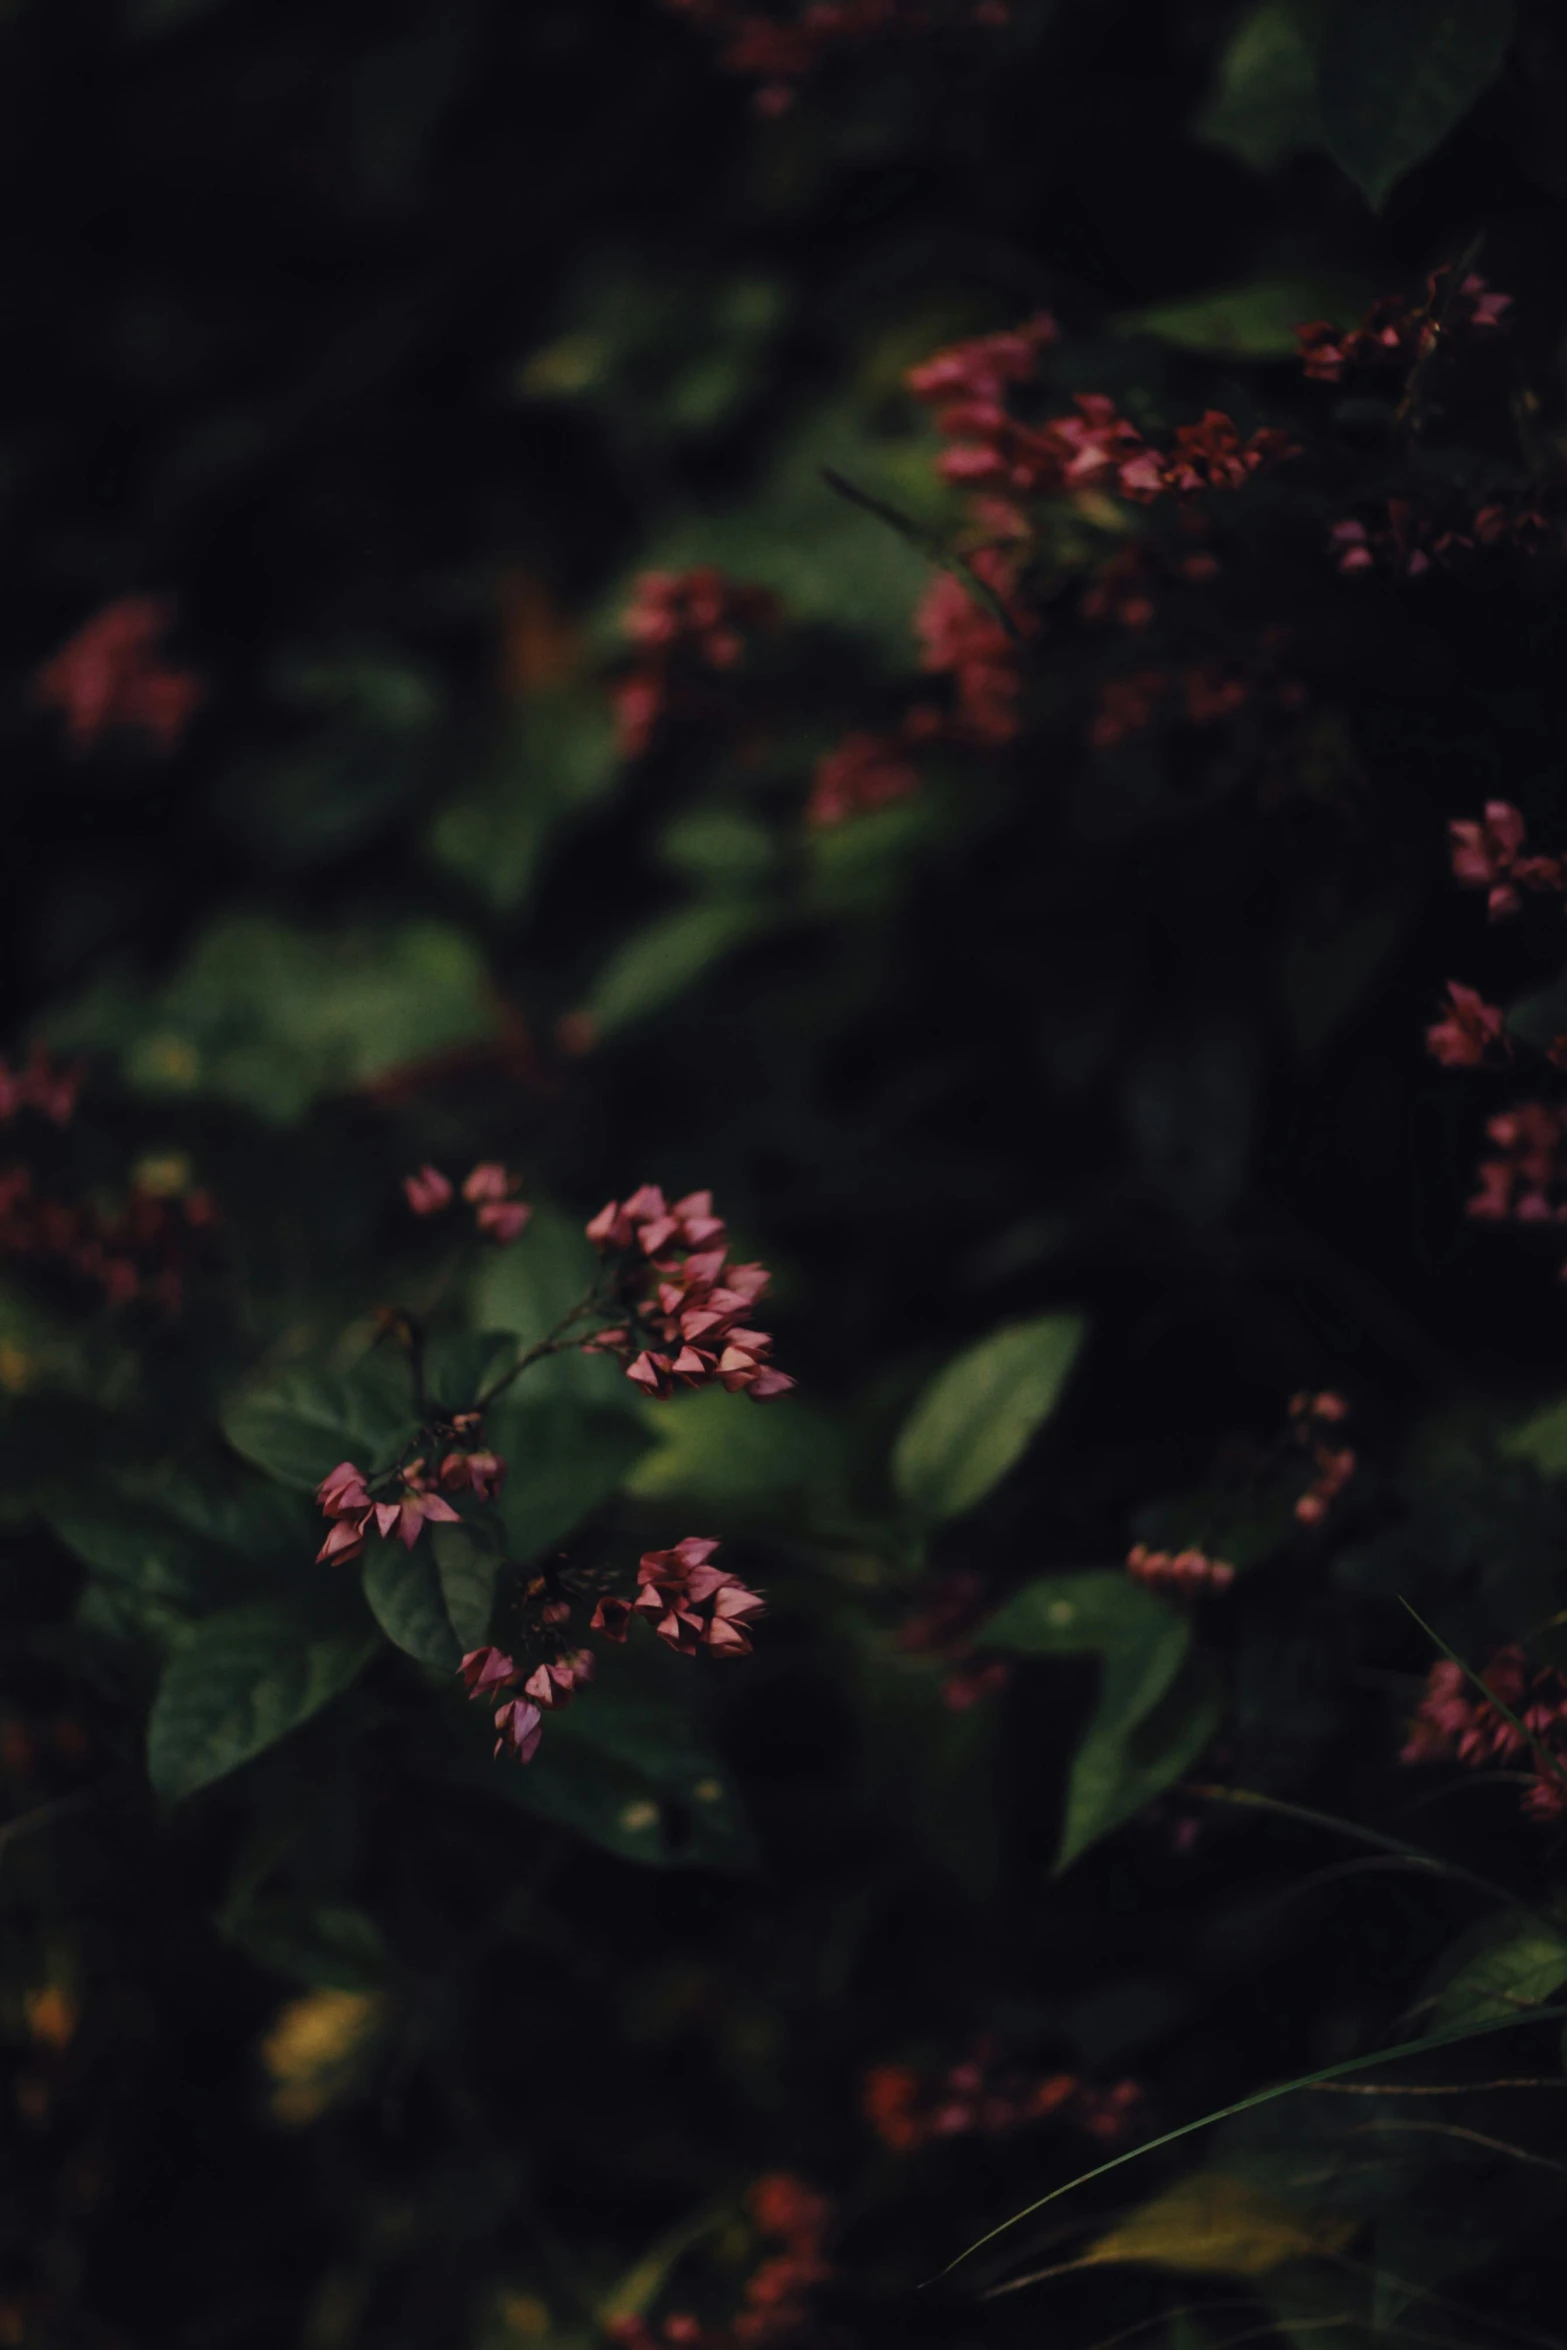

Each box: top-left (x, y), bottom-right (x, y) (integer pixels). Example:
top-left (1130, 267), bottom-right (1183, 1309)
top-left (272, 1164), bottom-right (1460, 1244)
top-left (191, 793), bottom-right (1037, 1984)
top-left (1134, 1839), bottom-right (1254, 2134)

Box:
top-left (1346, 2116), bottom-right (1567, 2175)
top-left (476, 1290), bottom-right (609, 1410)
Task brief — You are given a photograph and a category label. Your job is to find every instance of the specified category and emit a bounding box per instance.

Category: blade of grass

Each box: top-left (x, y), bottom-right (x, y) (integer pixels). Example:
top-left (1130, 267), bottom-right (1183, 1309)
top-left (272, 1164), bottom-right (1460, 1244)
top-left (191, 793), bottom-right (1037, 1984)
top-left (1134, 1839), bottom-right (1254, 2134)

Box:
top-left (936, 2004), bottom-right (1567, 2278)
top-left (1182, 1780), bottom-right (1517, 1905)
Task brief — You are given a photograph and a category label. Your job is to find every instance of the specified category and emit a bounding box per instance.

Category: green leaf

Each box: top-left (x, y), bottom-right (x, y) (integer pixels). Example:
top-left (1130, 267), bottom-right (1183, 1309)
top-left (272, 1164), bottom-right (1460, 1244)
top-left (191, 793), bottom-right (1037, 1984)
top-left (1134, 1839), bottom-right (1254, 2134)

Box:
top-left (1193, 0), bottom-right (1328, 173)
top-left (428, 1523), bottom-right (500, 1650)
top-left (982, 1570), bottom-right (1210, 1869)
top-left (49, 916), bottom-right (499, 1123)
top-left (582, 899), bottom-right (773, 1038)
top-left (468, 1200), bottom-right (627, 1405)
top-left (624, 1383), bottom-right (846, 1510)
top-left (361, 1541), bottom-right (463, 1670)
top-left (479, 1641), bottom-right (756, 1870)
top-left (892, 1313), bottom-right (1086, 1525)
top-left (222, 1897), bottom-right (388, 1990)
top-left (427, 693), bottom-right (620, 914)
top-left (221, 1361), bottom-right (415, 1492)
top-left (490, 1398), bottom-right (651, 1561)
top-left (1499, 1396), bottom-right (1567, 1479)
top-left (1318, 0), bottom-right (1515, 210)
top-left (1431, 1913), bottom-right (1567, 2032)
top-left (1116, 276), bottom-right (1370, 360)
top-left (147, 1596), bottom-right (379, 1800)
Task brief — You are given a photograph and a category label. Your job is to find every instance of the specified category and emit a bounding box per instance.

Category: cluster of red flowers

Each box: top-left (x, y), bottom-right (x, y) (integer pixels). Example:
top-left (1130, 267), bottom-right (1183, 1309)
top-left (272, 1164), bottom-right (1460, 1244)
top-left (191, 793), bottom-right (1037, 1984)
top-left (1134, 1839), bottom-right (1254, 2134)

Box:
top-left (862, 2043), bottom-right (1142, 2153)
top-left (1426, 979), bottom-right (1509, 1069)
top-left (459, 1641), bottom-right (596, 1764)
top-left (893, 1569), bottom-right (1010, 1710)
top-left (614, 568), bottom-right (780, 755)
top-left (1080, 535), bottom-right (1220, 630)
top-left (1295, 270), bottom-right (1512, 384)
top-left (609, 2175), bottom-right (832, 2350)
top-left (591, 1537), bottom-right (766, 1657)
top-left (0, 1170), bottom-right (215, 1315)
top-left (1402, 1646), bottom-right (1567, 1820)
top-left (1126, 1542), bottom-right (1234, 1598)
top-left (1289, 1390), bottom-right (1354, 1526)
top-left (34, 596), bottom-right (203, 755)
top-left (1330, 497), bottom-right (1556, 580)
top-left (585, 1185), bottom-right (794, 1401)
top-left (912, 557), bottom-right (1030, 743)
top-left (314, 1455), bottom-right (471, 1566)
top-left (1466, 1102), bottom-right (1567, 1237)
top-left (0, 1049), bottom-right (83, 1128)
top-left (805, 726), bottom-right (921, 827)
top-left (1449, 799), bottom-right (1564, 920)
top-left (1088, 662), bottom-right (1258, 750)
top-left (907, 315), bottom-right (1293, 522)
top-left (402, 1160), bottom-right (532, 1243)
top-left (664, 0), bottom-right (1007, 113)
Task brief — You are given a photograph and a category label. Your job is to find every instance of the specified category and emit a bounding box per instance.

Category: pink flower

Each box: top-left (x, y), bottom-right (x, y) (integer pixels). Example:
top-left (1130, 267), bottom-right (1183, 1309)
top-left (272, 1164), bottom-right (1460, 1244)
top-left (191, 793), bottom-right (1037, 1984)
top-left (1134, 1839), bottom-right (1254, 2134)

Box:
top-left (807, 730), bottom-right (919, 828)
top-left (583, 1186), bottom-right (792, 1402)
top-left (462, 1162), bottom-right (510, 1203)
top-left (914, 558), bottom-right (1027, 745)
top-left (520, 1648), bottom-right (595, 1709)
top-left (1426, 981), bottom-right (1508, 1068)
top-left (476, 1199), bottom-right (532, 1242)
top-left (1126, 1543), bottom-right (1235, 1597)
top-left (438, 1449), bottom-right (507, 1502)
top-left (493, 1697), bottom-right (544, 1763)
top-left (620, 1537), bottom-right (767, 1658)
top-left (35, 597), bottom-right (203, 755)
top-left (460, 1646), bottom-right (518, 1699)
top-left (1449, 802), bottom-right (1563, 919)
top-left (403, 1165), bottom-right (454, 1215)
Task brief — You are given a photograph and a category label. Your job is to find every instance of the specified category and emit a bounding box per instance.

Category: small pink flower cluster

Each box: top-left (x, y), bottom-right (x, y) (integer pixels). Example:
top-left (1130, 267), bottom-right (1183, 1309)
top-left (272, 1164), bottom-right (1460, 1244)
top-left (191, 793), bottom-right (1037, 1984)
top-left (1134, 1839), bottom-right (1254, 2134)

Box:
top-left (1330, 497), bottom-right (1556, 579)
top-left (585, 1185), bottom-right (794, 1401)
top-left (614, 567), bottom-right (780, 755)
top-left (913, 556), bottom-right (1030, 744)
top-left (34, 597), bottom-right (203, 756)
top-left (894, 1569), bottom-right (1012, 1710)
top-left (1426, 980), bottom-right (1509, 1069)
top-left (0, 1048), bottom-right (83, 1127)
top-left (907, 317), bottom-right (1294, 524)
top-left (459, 1642), bottom-right (595, 1764)
top-left (862, 2043), bottom-right (1142, 2153)
top-left (608, 2175), bottom-right (833, 2350)
top-left (314, 1457), bottom-right (466, 1565)
top-left (0, 1168), bottom-right (214, 1315)
top-left (664, 0), bottom-right (1009, 114)
top-left (1126, 1543), bottom-right (1234, 1598)
top-left (1450, 800), bottom-right (1564, 920)
top-left (1288, 1390), bottom-right (1354, 1526)
top-left (806, 727), bottom-right (920, 828)
top-left (1295, 271), bottom-right (1512, 384)
top-left (402, 1162), bottom-right (532, 1243)
top-left (1467, 1102), bottom-right (1567, 1234)
top-left (591, 1537), bottom-right (765, 1657)
top-left (1402, 1646), bottom-right (1567, 1820)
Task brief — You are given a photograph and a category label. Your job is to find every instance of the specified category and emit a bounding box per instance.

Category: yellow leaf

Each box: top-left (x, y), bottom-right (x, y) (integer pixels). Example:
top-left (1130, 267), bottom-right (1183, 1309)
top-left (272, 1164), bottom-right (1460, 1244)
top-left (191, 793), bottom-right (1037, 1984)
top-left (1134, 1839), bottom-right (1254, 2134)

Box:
top-left (1079, 2171), bottom-right (1356, 2278)
top-left (259, 1987), bottom-right (386, 2126)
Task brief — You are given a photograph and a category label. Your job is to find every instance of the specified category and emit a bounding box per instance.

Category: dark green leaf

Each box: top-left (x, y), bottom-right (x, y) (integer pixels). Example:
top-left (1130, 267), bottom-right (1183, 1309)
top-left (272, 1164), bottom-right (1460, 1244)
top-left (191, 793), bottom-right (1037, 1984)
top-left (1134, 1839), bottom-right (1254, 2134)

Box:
top-left (221, 1361), bottom-right (415, 1492)
top-left (892, 1314), bottom-right (1086, 1525)
top-left (361, 1540), bottom-right (463, 1670)
top-left (982, 1570), bottom-right (1207, 1869)
top-left (1318, 0), bottom-right (1515, 210)
top-left (428, 1523), bottom-right (500, 1650)
top-left (1431, 1913), bottom-right (1567, 2032)
top-left (1194, 0), bottom-right (1329, 173)
top-left (490, 1398), bottom-right (651, 1561)
top-left (148, 1596), bottom-right (379, 1800)
top-left (222, 1897), bottom-right (388, 1990)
